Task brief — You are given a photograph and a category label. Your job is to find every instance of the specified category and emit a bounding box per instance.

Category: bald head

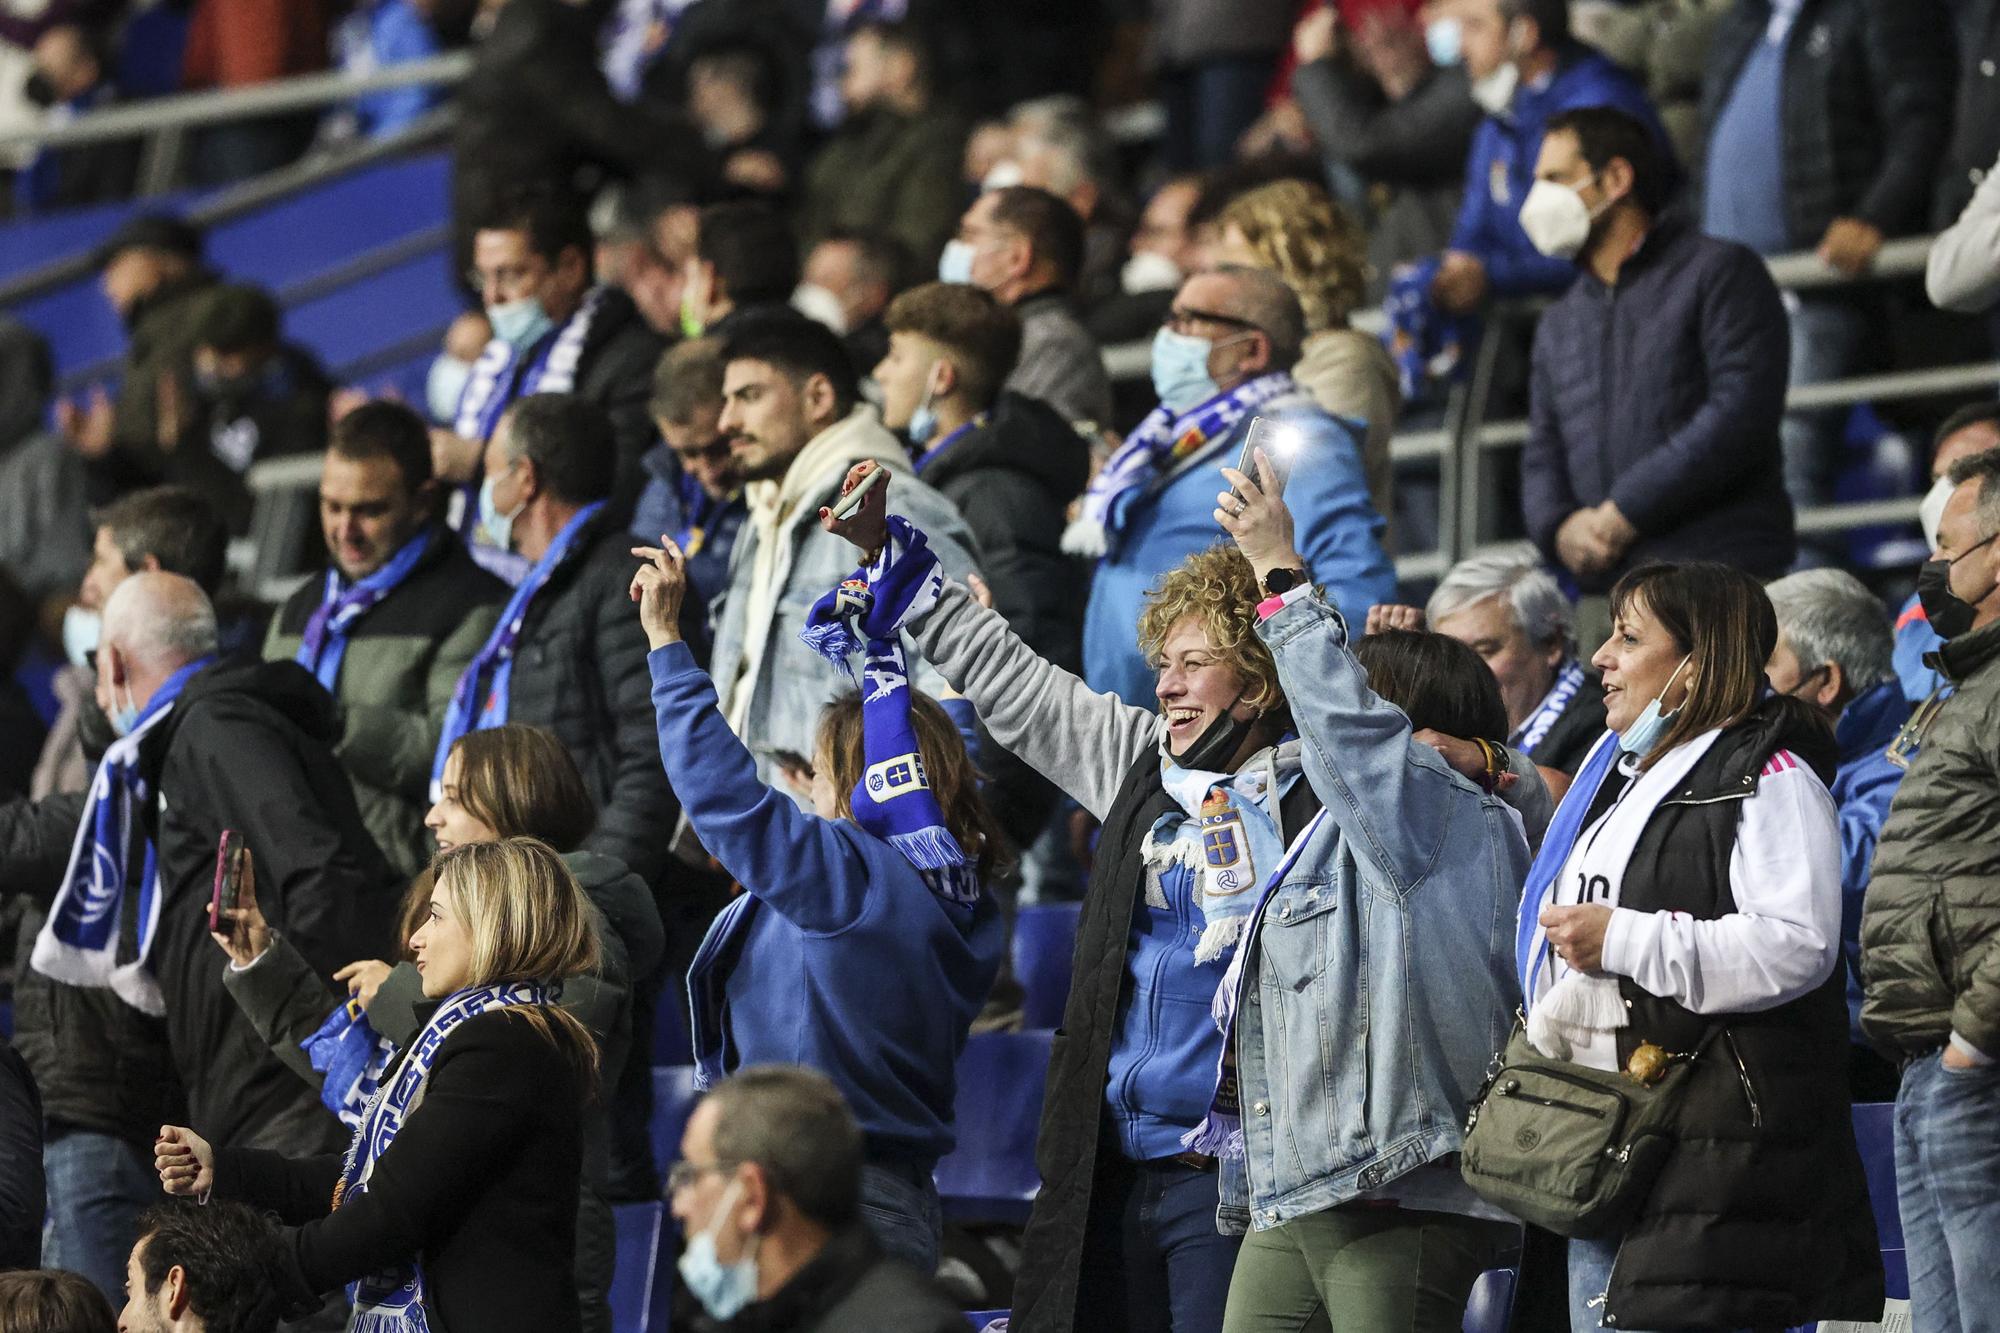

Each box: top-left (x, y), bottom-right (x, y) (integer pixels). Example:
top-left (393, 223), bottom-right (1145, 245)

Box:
top-left (102, 572), bottom-right (218, 670)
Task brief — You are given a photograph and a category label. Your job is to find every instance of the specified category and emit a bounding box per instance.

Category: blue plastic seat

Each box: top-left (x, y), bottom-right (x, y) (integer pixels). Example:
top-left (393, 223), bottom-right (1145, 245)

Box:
top-left (609, 1201), bottom-right (673, 1333)
top-left (933, 1030), bottom-right (1053, 1225)
top-left (648, 1065), bottom-right (703, 1187)
top-left (1460, 1266), bottom-right (1516, 1333)
top-left (1012, 902), bottom-right (1080, 1030)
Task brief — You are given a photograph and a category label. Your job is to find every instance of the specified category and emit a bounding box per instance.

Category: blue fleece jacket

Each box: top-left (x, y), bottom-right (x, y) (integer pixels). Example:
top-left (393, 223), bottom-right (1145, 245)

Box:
top-left (649, 642), bottom-right (1005, 1168)
top-left (1893, 592), bottom-right (1949, 703)
top-left (1832, 681), bottom-right (1911, 1044)
top-left (1449, 47), bottom-right (1674, 298)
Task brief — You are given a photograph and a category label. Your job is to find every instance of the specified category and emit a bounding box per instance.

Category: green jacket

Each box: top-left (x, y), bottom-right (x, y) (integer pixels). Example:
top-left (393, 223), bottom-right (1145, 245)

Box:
top-left (263, 528), bottom-right (506, 878)
top-left (799, 106), bottom-right (966, 269)
top-left (1862, 617), bottom-right (2000, 1059)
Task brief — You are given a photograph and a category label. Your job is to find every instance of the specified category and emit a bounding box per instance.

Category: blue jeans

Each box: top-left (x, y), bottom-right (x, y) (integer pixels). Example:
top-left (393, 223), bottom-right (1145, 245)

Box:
top-left (1077, 1155), bottom-right (1243, 1332)
top-left (859, 1161), bottom-right (943, 1275)
top-left (43, 1129), bottom-right (157, 1302)
top-left (1896, 1051), bottom-right (2000, 1333)
top-left (1779, 290), bottom-right (1872, 522)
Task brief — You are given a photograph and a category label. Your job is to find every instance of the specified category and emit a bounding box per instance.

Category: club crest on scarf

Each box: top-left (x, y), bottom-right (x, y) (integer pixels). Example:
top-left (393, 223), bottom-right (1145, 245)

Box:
top-left (800, 515), bottom-right (979, 907)
top-left (1147, 746), bottom-right (1297, 966)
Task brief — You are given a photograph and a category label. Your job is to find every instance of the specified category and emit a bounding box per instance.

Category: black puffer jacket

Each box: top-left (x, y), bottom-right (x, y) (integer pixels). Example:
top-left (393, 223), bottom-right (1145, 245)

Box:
top-left (1594, 699), bottom-right (1882, 1329)
top-left (1523, 216), bottom-right (1794, 592)
top-left (497, 512), bottom-right (677, 887)
top-left (1700, 0), bottom-right (1952, 246)
top-left (918, 392), bottom-right (1089, 672)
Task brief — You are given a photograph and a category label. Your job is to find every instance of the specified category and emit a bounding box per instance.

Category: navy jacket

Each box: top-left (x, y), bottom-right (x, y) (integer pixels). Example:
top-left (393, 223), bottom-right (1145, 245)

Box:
top-left (1832, 681), bottom-right (1911, 1044)
top-left (649, 643), bottom-right (1005, 1170)
top-left (1449, 46), bottom-right (1672, 298)
top-left (1522, 216), bottom-right (1794, 590)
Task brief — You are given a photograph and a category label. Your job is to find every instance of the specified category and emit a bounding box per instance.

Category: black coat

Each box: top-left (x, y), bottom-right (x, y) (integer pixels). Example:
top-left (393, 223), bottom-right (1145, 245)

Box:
top-left (216, 1008), bottom-right (589, 1333)
top-left (708, 1224), bottom-right (964, 1333)
top-left (1523, 217), bottom-right (1795, 592)
top-left (1522, 670), bottom-right (1608, 778)
top-left (143, 657), bottom-right (401, 1152)
top-left (1594, 699), bottom-right (1883, 1329)
top-left (1700, 0), bottom-right (1953, 246)
top-left (564, 288), bottom-right (669, 504)
top-left (500, 512), bottom-right (678, 887)
top-left (0, 1042), bottom-right (43, 1271)
top-left (1937, 0), bottom-right (2000, 227)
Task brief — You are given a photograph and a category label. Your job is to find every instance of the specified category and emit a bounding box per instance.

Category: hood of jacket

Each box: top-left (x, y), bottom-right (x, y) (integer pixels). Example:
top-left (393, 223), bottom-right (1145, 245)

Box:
top-left (1691, 693), bottom-right (1840, 794)
top-left (921, 390), bottom-right (1089, 500)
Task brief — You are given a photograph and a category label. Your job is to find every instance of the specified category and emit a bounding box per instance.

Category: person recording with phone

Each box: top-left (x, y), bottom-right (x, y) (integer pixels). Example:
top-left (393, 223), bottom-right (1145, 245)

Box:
top-left (1067, 265), bottom-right (1393, 713)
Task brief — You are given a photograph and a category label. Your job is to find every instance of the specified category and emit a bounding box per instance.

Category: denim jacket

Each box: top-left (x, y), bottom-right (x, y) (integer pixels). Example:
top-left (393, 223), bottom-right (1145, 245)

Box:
top-left (1221, 589), bottom-right (1531, 1232)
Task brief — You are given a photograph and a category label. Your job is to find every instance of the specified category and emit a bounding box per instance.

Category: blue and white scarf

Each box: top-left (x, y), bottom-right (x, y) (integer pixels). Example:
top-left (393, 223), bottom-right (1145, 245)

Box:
top-left (303, 998), bottom-right (394, 1130)
top-left (1147, 745), bottom-right (1298, 965)
top-left (1061, 373), bottom-right (1299, 559)
top-left (797, 515), bottom-right (980, 906)
top-left (337, 980), bottom-right (551, 1332)
top-left (1384, 257), bottom-right (1477, 404)
top-left (430, 500), bottom-right (606, 797)
top-left (451, 289), bottom-right (605, 445)
top-left (296, 529), bottom-right (434, 693)
top-left (31, 655), bottom-right (215, 1016)
top-left (1512, 659), bottom-right (1588, 757)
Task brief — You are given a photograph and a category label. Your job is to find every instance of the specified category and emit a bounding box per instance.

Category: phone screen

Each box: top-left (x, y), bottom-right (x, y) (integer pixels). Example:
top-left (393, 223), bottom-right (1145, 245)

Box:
top-left (209, 830), bottom-right (245, 933)
top-left (1234, 416), bottom-right (1296, 497)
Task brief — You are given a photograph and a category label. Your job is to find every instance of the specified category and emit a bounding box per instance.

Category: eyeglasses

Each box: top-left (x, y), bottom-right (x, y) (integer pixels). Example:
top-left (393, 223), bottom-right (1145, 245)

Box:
top-left (1162, 307), bottom-right (1262, 338)
top-left (463, 262), bottom-right (548, 297)
top-left (665, 1159), bottom-right (742, 1194)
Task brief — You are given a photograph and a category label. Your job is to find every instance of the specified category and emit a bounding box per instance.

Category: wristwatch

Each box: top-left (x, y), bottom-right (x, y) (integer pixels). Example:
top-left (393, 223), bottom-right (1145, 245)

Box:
top-left (1261, 567), bottom-right (1309, 597)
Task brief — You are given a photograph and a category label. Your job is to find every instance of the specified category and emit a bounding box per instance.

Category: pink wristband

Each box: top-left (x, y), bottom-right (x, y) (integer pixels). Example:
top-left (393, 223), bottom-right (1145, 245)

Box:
top-left (1256, 594), bottom-right (1288, 620)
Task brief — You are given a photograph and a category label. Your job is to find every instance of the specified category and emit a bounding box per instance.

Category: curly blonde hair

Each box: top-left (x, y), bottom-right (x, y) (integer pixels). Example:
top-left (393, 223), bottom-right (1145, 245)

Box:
top-left (1216, 179), bottom-right (1368, 332)
top-left (1136, 545), bottom-right (1285, 714)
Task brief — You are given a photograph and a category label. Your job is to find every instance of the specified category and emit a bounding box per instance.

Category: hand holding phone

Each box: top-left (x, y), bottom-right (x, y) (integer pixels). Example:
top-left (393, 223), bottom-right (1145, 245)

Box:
top-left (830, 462), bottom-right (888, 521)
top-left (209, 830), bottom-right (245, 934)
top-left (1233, 417), bottom-right (1295, 499)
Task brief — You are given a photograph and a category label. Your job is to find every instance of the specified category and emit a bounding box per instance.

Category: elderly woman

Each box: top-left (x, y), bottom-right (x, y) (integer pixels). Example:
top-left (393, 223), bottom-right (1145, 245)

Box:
top-left (1518, 562), bottom-right (1882, 1330)
top-left (822, 459), bottom-right (1547, 1333)
top-left (1211, 179), bottom-right (1401, 526)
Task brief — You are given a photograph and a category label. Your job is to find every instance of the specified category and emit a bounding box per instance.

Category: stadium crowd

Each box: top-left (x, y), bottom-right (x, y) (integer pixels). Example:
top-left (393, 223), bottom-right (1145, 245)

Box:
top-left (4, 0), bottom-right (2000, 1331)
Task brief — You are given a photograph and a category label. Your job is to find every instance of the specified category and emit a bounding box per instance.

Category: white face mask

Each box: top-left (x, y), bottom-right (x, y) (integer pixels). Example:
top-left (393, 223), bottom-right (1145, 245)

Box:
top-left (1920, 474), bottom-right (1956, 553)
top-left (1518, 178), bottom-right (1607, 261)
top-left (790, 282), bottom-right (850, 336)
top-left (1120, 249), bottom-right (1184, 296)
top-left (62, 604), bottom-right (101, 669)
top-left (1470, 58), bottom-right (1519, 115)
top-left (981, 159), bottom-right (1025, 192)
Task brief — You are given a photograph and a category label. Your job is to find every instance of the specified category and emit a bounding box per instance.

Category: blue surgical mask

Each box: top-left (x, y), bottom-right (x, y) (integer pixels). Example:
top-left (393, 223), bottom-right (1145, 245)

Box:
top-left (1426, 17), bottom-right (1463, 66)
top-left (1617, 654), bottom-right (1692, 757)
top-left (426, 355), bottom-right (474, 424)
top-left (938, 239), bottom-right (977, 285)
top-left (477, 472), bottom-right (525, 553)
top-left (1151, 326), bottom-right (1225, 414)
top-left (907, 363), bottom-right (945, 447)
top-left (486, 295), bottom-right (554, 351)
top-left (62, 605), bottom-right (101, 669)
top-left (108, 679), bottom-right (141, 738)
top-left (677, 1180), bottom-right (760, 1320)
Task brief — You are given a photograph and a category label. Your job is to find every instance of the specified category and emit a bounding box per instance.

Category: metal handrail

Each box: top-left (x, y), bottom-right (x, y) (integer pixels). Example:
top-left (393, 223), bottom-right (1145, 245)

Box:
top-left (0, 53), bottom-right (473, 152)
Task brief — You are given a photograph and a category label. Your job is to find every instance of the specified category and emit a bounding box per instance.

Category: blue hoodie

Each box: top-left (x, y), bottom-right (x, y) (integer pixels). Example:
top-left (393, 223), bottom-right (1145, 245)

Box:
top-left (649, 642), bottom-right (1005, 1169)
top-left (1449, 47), bottom-right (1675, 299)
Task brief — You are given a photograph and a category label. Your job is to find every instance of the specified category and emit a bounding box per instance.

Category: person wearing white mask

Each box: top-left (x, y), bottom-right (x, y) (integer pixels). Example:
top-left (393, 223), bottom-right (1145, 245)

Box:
top-left (1893, 404), bottom-right (2000, 701)
top-left (432, 186), bottom-right (664, 504)
top-left (1518, 106), bottom-right (1790, 650)
top-left (1428, 0), bottom-right (1670, 316)
top-left (1071, 266), bottom-right (1394, 710)
top-left (668, 1066), bottom-right (964, 1330)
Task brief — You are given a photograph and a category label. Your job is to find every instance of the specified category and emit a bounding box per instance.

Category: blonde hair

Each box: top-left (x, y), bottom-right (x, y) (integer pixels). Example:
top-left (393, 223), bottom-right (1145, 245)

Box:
top-left (431, 836), bottom-right (601, 1076)
top-left (1216, 180), bottom-right (1368, 331)
top-left (1136, 545), bottom-right (1285, 716)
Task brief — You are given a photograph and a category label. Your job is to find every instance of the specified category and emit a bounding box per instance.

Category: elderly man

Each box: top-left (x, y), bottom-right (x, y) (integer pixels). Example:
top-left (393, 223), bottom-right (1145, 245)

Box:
top-left (1896, 403), bottom-right (2000, 702)
top-left (1862, 447), bottom-right (2000, 1333)
top-left (669, 1067), bottom-right (963, 1330)
top-left (1075, 265), bottom-right (1394, 709)
top-left (1765, 569), bottom-right (1909, 1102)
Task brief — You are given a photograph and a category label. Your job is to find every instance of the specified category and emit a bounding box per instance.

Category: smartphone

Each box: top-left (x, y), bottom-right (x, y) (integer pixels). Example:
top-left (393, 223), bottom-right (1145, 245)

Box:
top-left (830, 463), bottom-right (888, 521)
top-left (1233, 416), bottom-right (1296, 498)
top-left (209, 830), bottom-right (246, 933)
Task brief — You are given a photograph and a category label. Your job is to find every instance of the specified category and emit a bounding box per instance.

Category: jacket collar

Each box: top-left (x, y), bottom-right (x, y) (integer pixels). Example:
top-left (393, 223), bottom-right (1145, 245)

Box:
top-left (719, 1224), bottom-right (879, 1332)
top-left (1936, 616), bottom-right (2000, 684)
top-left (1834, 680), bottom-right (1910, 766)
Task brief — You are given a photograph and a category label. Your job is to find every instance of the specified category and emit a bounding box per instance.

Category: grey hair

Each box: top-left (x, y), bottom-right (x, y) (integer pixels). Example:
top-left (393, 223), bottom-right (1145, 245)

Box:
top-left (1425, 543), bottom-right (1574, 652)
top-left (705, 1065), bottom-right (862, 1229)
top-left (1208, 264), bottom-right (1305, 370)
top-left (1763, 569), bottom-right (1894, 693)
top-left (101, 571), bottom-right (219, 668)
top-left (1947, 446), bottom-right (2000, 538)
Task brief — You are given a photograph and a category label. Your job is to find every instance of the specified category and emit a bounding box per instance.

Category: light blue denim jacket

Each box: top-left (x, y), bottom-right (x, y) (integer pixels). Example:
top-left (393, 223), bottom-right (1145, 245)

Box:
top-left (1219, 589), bottom-right (1533, 1233)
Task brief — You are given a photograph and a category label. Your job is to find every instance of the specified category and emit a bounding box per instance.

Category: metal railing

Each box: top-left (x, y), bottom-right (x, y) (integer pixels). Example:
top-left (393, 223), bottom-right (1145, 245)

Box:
top-left (1101, 234), bottom-right (1986, 585)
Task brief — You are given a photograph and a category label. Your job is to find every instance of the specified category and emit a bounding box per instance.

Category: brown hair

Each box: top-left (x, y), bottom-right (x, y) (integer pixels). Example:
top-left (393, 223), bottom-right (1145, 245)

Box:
top-left (649, 336), bottom-right (727, 425)
top-left (1136, 544), bottom-right (1286, 717)
top-left (0, 1270), bottom-right (116, 1333)
top-left (883, 281), bottom-right (1024, 409)
top-left (1608, 562), bottom-right (1777, 768)
top-left (446, 724), bottom-right (598, 853)
top-left (1215, 179), bottom-right (1368, 331)
top-left (814, 690), bottom-right (1015, 882)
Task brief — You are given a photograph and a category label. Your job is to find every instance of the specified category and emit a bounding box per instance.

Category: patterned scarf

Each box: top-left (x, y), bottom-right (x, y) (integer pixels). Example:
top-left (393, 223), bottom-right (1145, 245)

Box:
top-left (336, 981), bottom-right (552, 1331)
top-left (31, 656), bottom-right (214, 1017)
top-left (1145, 744), bottom-right (1299, 965)
top-left (798, 515), bottom-right (980, 906)
top-left (452, 289), bottom-right (605, 445)
top-left (1512, 659), bottom-right (1588, 757)
top-left (430, 501), bottom-right (606, 797)
top-left (1384, 257), bottom-right (1477, 404)
top-left (303, 998), bottom-right (394, 1130)
top-left (296, 530), bottom-right (433, 693)
top-left (1061, 373), bottom-right (1298, 558)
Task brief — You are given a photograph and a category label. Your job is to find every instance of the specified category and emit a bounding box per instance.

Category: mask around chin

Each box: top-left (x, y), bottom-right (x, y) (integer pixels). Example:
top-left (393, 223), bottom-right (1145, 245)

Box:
top-left (1169, 706), bottom-right (1258, 772)
top-left (677, 1180), bottom-right (761, 1320)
